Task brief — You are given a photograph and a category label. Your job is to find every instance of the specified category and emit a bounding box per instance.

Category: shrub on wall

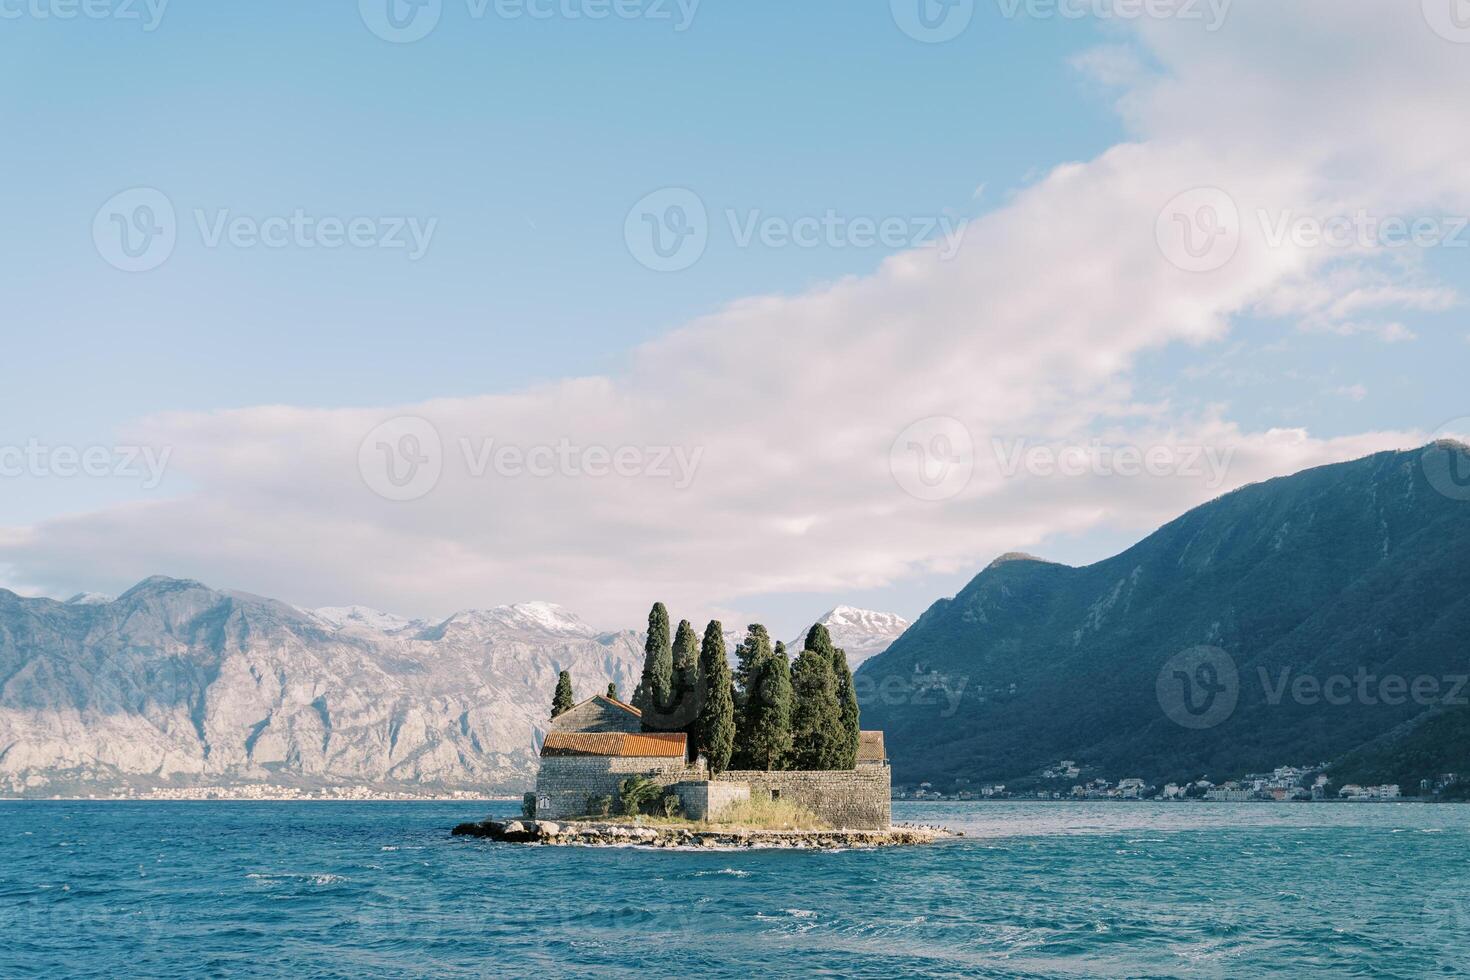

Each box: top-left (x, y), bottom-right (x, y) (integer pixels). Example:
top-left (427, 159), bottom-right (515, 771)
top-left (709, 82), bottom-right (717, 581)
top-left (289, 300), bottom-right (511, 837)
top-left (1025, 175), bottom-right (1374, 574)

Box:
top-left (587, 794), bottom-right (613, 818)
top-left (618, 774), bottom-right (662, 816)
top-left (661, 793), bottom-right (683, 818)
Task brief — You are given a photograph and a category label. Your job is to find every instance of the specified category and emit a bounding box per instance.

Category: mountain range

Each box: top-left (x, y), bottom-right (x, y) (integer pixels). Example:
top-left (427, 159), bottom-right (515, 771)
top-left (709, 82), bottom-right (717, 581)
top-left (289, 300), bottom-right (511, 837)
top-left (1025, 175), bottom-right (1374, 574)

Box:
top-left (857, 443), bottom-right (1470, 793)
top-left (0, 580), bottom-right (903, 796)
top-left (0, 580), bottom-right (648, 796)
top-left (6, 444), bottom-right (1466, 798)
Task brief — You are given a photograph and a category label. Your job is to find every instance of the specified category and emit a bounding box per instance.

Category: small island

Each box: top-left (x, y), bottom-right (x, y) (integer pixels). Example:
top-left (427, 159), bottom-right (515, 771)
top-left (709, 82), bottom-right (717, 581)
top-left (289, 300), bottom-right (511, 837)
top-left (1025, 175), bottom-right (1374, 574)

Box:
top-left (453, 606), bottom-right (956, 849)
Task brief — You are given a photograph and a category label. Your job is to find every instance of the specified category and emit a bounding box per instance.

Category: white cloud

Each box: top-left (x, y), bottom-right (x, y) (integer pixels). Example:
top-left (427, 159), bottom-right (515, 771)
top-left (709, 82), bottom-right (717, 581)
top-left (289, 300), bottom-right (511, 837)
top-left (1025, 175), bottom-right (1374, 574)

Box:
top-left (0, 2), bottom-right (1461, 631)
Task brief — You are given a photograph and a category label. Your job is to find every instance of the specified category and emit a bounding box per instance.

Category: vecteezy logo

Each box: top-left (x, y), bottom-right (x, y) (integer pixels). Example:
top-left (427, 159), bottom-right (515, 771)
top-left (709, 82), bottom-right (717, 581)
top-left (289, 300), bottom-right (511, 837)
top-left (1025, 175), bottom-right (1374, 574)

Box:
top-left (358, 416), bottom-right (443, 501)
top-left (1421, 418), bottom-right (1470, 502)
top-left (889, 416), bottom-right (974, 502)
top-left (359, 0), bottom-right (442, 43)
top-left (1156, 646), bottom-right (1239, 730)
top-left (1155, 187), bottom-right (1241, 273)
top-left (93, 188), bottom-right (177, 273)
top-left (1422, 0), bottom-right (1470, 43)
top-left (890, 0), bottom-right (974, 43)
top-left (624, 188), bottom-right (708, 272)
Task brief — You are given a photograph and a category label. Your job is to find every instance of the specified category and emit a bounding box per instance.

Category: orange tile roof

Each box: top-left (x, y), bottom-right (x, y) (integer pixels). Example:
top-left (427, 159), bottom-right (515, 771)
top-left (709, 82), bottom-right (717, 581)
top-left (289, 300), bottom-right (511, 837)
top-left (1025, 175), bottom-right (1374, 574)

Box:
top-left (858, 731), bottom-right (886, 763)
top-left (541, 731), bottom-right (687, 758)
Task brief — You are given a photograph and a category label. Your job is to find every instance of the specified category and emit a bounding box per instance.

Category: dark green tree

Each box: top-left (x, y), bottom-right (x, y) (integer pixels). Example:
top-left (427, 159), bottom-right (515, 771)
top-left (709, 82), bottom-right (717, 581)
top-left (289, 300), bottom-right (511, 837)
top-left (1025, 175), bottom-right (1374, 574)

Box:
top-left (694, 620), bottom-right (736, 775)
top-left (790, 646), bottom-right (844, 770)
top-left (671, 619), bottom-right (701, 722)
top-left (804, 622), bottom-right (838, 664)
top-left (551, 670), bottom-right (575, 718)
top-left (833, 648), bottom-right (861, 769)
top-left (606, 682), bottom-right (618, 700)
top-left (634, 602), bottom-right (673, 727)
top-left (730, 626), bottom-right (767, 767)
top-left (733, 623), bottom-right (771, 696)
top-left (800, 623), bottom-right (859, 768)
top-left (737, 633), bottom-right (793, 770)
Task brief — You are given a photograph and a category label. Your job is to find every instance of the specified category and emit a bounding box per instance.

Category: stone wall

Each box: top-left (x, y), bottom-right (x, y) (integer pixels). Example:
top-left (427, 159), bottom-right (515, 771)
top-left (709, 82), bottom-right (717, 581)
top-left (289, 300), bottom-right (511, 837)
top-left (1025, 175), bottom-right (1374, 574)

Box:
top-left (714, 767), bottom-right (892, 830)
top-left (535, 756), bottom-right (705, 820)
top-left (674, 780), bottom-right (750, 821)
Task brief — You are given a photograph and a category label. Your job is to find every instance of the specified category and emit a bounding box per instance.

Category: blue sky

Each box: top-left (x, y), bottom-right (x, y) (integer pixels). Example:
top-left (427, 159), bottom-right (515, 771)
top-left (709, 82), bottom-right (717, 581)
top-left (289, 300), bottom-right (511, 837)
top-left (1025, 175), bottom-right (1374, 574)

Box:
top-left (2, 2), bottom-right (1115, 426)
top-left (2, 2), bottom-right (1467, 634)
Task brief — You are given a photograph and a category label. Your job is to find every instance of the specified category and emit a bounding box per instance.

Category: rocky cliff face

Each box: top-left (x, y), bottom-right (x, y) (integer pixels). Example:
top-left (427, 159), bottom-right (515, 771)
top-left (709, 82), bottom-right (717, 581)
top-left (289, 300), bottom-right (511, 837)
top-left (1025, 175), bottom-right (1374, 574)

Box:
top-left (0, 578), bottom-right (643, 796)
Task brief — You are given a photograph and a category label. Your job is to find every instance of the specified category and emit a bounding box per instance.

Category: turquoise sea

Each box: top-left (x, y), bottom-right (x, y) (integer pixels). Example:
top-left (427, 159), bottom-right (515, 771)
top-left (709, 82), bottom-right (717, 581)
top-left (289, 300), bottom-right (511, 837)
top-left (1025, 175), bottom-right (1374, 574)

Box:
top-left (2, 800), bottom-right (1466, 978)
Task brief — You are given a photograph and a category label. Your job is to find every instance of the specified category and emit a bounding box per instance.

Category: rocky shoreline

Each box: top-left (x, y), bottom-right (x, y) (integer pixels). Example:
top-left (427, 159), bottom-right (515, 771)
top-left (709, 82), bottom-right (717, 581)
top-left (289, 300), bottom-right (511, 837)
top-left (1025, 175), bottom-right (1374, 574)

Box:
top-left (451, 818), bottom-right (957, 849)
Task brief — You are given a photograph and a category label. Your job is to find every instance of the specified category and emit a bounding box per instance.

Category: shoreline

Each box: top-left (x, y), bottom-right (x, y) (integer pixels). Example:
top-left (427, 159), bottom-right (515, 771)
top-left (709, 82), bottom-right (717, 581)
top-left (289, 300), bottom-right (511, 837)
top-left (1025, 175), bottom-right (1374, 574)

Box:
top-left (899, 797), bottom-right (1461, 805)
top-left (0, 793), bottom-right (517, 803)
top-left (3, 794), bottom-right (1459, 805)
top-left (451, 817), bottom-right (958, 849)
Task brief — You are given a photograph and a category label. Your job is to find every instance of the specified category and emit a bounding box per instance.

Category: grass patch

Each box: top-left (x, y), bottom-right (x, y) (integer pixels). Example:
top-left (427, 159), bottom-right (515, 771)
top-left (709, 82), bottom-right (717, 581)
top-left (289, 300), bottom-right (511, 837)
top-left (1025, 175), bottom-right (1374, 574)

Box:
top-left (712, 796), bottom-right (829, 831)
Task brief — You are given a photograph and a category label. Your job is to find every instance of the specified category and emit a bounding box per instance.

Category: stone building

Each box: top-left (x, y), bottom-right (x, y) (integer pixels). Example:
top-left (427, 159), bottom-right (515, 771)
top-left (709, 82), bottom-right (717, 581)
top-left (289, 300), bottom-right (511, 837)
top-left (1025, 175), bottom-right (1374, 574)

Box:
top-left (533, 695), bottom-right (893, 829)
top-left (548, 693), bottom-right (644, 735)
top-left (532, 702), bottom-right (887, 834)
top-left (857, 731), bottom-right (886, 768)
top-left (534, 731), bottom-right (703, 820)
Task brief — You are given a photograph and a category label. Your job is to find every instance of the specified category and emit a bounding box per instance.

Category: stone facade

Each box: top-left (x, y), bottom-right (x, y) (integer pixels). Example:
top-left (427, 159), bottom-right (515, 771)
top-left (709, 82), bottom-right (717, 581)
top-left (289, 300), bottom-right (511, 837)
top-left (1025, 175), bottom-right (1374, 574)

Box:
top-left (548, 695), bottom-right (642, 734)
top-left (535, 755), bottom-right (706, 820)
top-left (857, 731), bottom-right (887, 767)
top-left (673, 780), bottom-right (750, 821)
top-left (714, 767), bottom-right (892, 830)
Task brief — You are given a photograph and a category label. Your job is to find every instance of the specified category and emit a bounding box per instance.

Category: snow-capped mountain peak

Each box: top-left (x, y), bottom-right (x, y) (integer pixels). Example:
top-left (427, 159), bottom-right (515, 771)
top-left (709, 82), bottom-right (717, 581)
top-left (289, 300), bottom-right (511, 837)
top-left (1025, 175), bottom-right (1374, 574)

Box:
top-left (311, 601), bottom-right (594, 640)
top-left (823, 606), bottom-right (909, 633)
top-left (433, 602), bottom-right (595, 639)
top-left (790, 606), bottom-right (910, 668)
top-left (312, 605), bottom-right (423, 635)
top-left (500, 601), bottom-right (590, 635)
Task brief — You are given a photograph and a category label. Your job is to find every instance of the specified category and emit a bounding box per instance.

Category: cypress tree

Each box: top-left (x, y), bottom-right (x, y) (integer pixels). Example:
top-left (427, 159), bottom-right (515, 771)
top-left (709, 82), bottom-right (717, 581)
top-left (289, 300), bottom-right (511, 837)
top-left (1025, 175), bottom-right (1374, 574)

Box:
top-left (634, 602), bottom-right (673, 728)
top-left (801, 623), bottom-right (859, 768)
top-left (606, 682), bottom-right (618, 700)
top-left (551, 670), bottom-right (575, 718)
top-left (833, 648), bottom-right (860, 769)
top-left (694, 620), bottom-right (736, 775)
top-left (731, 625), bottom-right (769, 767)
top-left (737, 635), bottom-right (793, 771)
top-left (671, 619), bottom-right (701, 728)
top-left (733, 623), bottom-right (768, 696)
top-left (804, 622), bottom-right (837, 665)
top-left (790, 646), bottom-right (844, 770)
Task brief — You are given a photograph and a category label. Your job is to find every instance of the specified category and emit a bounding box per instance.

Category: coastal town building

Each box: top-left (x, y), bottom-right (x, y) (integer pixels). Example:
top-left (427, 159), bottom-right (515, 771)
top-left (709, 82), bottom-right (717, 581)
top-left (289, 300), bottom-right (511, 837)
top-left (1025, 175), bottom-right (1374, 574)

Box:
top-left (1043, 760), bottom-right (1081, 780)
top-left (1338, 784), bottom-right (1401, 801)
